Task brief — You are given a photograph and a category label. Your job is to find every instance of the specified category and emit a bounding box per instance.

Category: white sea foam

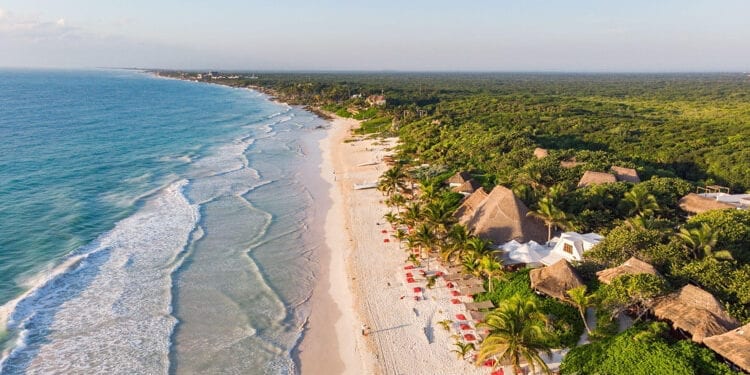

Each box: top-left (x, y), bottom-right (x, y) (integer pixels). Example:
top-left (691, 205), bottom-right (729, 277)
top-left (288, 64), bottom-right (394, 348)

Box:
top-left (0, 180), bottom-right (198, 374)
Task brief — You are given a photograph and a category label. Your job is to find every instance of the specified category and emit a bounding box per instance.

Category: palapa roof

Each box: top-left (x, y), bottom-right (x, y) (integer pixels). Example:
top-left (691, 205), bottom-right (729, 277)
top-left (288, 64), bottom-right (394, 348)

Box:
top-left (678, 193), bottom-right (735, 214)
top-left (596, 257), bottom-right (660, 284)
top-left (610, 166), bottom-right (641, 183)
top-left (560, 160), bottom-right (584, 169)
top-left (529, 259), bottom-right (584, 301)
top-left (451, 179), bottom-right (481, 194)
top-left (465, 300), bottom-right (495, 310)
top-left (703, 323), bottom-right (750, 373)
top-left (652, 284), bottom-right (740, 343)
top-left (453, 187), bottom-right (488, 218)
top-left (455, 186), bottom-right (547, 244)
top-left (533, 147), bottom-right (549, 159)
top-left (577, 171), bottom-right (617, 188)
top-left (446, 171), bottom-right (472, 185)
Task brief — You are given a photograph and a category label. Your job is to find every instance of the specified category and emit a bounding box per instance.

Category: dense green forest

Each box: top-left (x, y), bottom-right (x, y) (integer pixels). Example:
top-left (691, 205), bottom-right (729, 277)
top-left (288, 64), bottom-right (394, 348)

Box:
top-left (160, 71), bottom-right (750, 373)
top-left (224, 72), bottom-right (750, 191)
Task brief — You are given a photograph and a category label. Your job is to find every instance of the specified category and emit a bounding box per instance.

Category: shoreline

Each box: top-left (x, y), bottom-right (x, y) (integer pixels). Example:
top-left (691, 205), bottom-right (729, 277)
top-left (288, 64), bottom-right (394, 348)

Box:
top-left (297, 115), bottom-right (373, 374)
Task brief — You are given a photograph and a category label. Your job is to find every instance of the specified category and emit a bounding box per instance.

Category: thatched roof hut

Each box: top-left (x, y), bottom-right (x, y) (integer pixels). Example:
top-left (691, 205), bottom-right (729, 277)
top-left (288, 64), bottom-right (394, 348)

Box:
top-left (453, 187), bottom-right (488, 218)
top-left (529, 259), bottom-right (584, 301)
top-left (652, 284), bottom-right (740, 343)
top-left (678, 193), bottom-right (735, 214)
top-left (577, 171), bottom-right (617, 188)
top-left (446, 171), bottom-right (472, 187)
top-left (455, 186), bottom-right (547, 244)
top-left (533, 147), bottom-right (549, 159)
top-left (611, 166), bottom-right (641, 183)
top-left (451, 179), bottom-right (481, 195)
top-left (561, 160), bottom-right (584, 169)
top-left (596, 257), bottom-right (660, 284)
top-left (703, 323), bottom-right (750, 373)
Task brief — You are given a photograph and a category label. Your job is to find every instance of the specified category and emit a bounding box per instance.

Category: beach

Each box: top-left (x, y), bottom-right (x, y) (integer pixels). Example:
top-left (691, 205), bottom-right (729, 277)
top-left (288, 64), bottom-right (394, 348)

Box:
top-left (299, 115), bottom-right (489, 375)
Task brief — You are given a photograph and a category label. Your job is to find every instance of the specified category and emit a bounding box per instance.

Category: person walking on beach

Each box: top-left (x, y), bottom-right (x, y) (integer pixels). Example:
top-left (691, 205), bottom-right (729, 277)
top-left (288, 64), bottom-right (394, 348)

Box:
top-left (361, 324), bottom-right (368, 336)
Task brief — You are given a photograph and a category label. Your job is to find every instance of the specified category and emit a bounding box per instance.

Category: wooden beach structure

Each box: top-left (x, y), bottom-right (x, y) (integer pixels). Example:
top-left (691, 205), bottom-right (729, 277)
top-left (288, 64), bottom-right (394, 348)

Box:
top-left (454, 186), bottom-right (547, 245)
top-left (529, 259), bottom-right (584, 301)
top-left (678, 193), bottom-right (735, 214)
top-left (703, 323), bottom-right (750, 373)
top-left (610, 166), bottom-right (641, 183)
top-left (651, 284), bottom-right (740, 343)
top-left (596, 256), bottom-right (660, 284)
top-left (577, 171), bottom-right (618, 188)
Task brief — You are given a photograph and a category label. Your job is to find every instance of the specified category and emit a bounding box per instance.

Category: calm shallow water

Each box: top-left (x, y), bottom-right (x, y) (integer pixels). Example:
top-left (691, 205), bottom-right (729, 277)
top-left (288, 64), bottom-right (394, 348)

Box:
top-left (0, 70), bottom-right (328, 374)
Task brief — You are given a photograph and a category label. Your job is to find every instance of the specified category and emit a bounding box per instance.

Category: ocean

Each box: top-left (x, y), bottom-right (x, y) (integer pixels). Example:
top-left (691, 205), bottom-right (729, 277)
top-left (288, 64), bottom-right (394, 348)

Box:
top-left (0, 70), bottom-right (329, 374)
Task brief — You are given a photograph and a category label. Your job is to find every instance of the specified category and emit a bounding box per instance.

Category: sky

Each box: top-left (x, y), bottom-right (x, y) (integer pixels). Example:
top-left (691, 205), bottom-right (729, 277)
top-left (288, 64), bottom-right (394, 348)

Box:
top-left (0, 0), bottom-right (748, 72)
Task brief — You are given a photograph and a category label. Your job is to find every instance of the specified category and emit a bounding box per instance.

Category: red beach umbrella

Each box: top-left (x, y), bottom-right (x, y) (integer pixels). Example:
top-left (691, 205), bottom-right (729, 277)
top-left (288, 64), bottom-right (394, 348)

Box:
top-left (455, 314), bottom-right (467, 321)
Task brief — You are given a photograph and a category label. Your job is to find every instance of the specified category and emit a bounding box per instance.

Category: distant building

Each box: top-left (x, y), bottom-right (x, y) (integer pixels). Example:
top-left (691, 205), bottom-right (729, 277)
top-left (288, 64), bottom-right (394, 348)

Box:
top-left (366, 95), bottom-right (386, 106)
top-left (577, 171), bottom-right (618, 188)
top-left (678, 193), bottom-right (736, 214)
top-left (610, 166), bottom-right (641, 183)
top-left (533, 148), bottom-right (548, 159)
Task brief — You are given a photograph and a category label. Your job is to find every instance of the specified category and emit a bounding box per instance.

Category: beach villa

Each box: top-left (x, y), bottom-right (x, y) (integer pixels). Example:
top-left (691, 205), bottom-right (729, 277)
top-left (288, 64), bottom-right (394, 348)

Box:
top-left (501, 231), bottom-right (603, 267)
top-left (652, 284), bottom-right (740, 343)
top-left (577, 166), bottom-right (641, 188)
top-left (529, 259), bottom-right (584, 301)
top-left (678, 186), bottom-right (749, 215)
top-left (454, 186), bottom-right (547, 245)
top-left (703, 323), bottom-right (750, 373)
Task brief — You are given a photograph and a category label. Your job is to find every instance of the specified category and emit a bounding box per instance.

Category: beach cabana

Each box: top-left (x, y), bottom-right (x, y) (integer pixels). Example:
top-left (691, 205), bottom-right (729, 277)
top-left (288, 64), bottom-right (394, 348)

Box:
top-left (610, 166), bottom-right (641, 183)
top-left (652, 284), bottom-right (740, 343)
top-left (455, 186), bottom-right (547, 244)
top-left (678, 193), bottom-right (735, 214)
top-left (452, 179), bottom-right (481, 195)
top-left (446, 171), bottom-right (472, 187)
top-left (529, 259), bottom-right (584, 301)
top-left (703, 323), bottom-right (750, 373)
top-left (577, 171), bottom-right (617, 188)
top-left (465, 301), bottom-right (495, 311)
top-left (462, 285), bottom-right (487, 296)
top-left (533, 147), bottom-right (548, 159)
top-left (596, 257), bottom-right (660, 284)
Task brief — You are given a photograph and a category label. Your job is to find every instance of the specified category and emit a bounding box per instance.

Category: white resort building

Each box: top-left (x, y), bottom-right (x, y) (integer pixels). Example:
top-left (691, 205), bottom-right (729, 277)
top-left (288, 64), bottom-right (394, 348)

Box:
top-left (501, 231), bottom-right (603, 267)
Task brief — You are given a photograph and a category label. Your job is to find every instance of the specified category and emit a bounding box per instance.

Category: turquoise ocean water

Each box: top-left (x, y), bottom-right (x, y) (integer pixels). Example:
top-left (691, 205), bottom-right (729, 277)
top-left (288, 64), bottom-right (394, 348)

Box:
top-left (0, 70), bottom-right (328, 374)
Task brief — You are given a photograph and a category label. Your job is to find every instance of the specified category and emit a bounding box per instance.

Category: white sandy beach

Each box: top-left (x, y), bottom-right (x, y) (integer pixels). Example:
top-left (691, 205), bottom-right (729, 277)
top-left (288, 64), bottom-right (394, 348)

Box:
top-left (300, 115), bottom-right (503, 375)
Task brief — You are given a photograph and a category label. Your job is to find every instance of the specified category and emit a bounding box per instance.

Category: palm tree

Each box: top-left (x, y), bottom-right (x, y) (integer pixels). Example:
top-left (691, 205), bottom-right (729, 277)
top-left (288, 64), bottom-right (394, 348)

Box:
top-left (386, 193), bottom-right (407, 212)
top-left (676, 223), bottom-right (732, 260)
top-left (418, 182), bottom-right (440, 204)
top-left (413, 223), bottom-right (437, 270)
top-left (423, 200), bottom-right (456, 238)
top-left (623, 185), bottom-right (659, 217)
top-left (402, 202), bottom-right (422, 229)
top-left (442, 224), bottom-right (470, 263)
top-left (465, 237), bottom-right (493, 257)
top-left (378, 165), bottom-right (406, 196)
top-left (461, 251), bottom-right (483, 278)
top-left (452, 341), bottom-right (475, 360)
top-left (567, 285), bottom-right (594, 335)
top-left (527, 197), bottom-right (573, 242)
top-left (477, 295), bottom-right (555, 375)
top-left (383, 212), bottom-right (400, 228)
top-left (479, 254), bottom-right (505, 293)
